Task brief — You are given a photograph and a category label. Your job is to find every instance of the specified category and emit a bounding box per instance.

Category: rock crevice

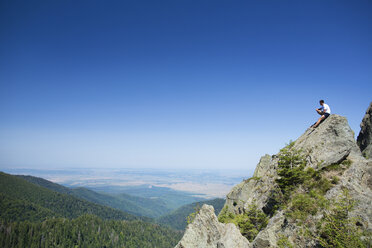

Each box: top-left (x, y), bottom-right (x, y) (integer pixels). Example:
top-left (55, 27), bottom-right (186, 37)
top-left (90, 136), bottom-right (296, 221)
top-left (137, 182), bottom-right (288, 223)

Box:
top-left (357, 102), bottom-right (372, 158)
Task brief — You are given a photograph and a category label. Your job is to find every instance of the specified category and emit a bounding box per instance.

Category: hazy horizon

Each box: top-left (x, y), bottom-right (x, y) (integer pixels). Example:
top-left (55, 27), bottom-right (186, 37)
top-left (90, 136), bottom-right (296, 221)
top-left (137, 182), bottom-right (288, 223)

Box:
top-left (0, 167), bottom-right (253, 198)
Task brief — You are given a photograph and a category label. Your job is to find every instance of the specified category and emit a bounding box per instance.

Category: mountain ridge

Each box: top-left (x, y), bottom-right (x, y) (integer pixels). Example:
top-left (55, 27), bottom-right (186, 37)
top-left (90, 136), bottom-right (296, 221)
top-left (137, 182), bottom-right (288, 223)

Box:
top-left (0, 171), bottom-right (142, 221)
top-left (0, 172), bottom-right (183, 247)
top-left (16, 174), bottom-right (170, 218)
top-left (176, 104), bottom-right (372, 248)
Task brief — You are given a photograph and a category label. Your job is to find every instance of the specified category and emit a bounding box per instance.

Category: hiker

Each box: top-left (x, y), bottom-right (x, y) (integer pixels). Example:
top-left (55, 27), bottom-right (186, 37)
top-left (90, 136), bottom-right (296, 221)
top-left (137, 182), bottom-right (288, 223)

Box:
top-left (312, 100), bottom-right (331, 128)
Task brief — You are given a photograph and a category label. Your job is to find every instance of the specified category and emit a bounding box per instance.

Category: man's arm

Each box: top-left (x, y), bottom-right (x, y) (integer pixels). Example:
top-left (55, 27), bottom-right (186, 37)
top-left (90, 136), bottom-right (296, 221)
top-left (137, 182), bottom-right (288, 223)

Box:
top-left (316, 107), bottom-right (324, 114)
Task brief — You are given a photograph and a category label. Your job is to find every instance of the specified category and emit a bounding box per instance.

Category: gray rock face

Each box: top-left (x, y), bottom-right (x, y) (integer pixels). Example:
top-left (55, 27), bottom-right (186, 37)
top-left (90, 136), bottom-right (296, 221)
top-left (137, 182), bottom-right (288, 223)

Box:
top-left (326, 151), bottom-right (372, 231)
top-left (175, 204), bottom-right (250, 248)
top-left (357, 102), bottom-right (372, 158)
top-left (224, 154), bottom-right (279, 216)
top-left (293, 114), bottom-right (358, 169)
top-left (252, 211), bottom-right (285, 248)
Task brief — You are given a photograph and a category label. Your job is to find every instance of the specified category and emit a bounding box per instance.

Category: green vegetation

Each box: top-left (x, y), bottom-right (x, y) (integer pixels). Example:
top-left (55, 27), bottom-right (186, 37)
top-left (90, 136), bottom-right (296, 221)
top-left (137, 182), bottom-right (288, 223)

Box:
top-left (283, 157), bottom-right (353, 225)
top-left (275, 141), bottom-right (307, 201)
top-left (277, 234), bottom-right (293, 248)
top-left (72, 188), bottom-right (169, 219)
top-left (0, 172), bottom-right (140, 221)
top-left (218, 204), bottom-right (268, 242)
top-left (157, 198), bottom-right (225, 230)
top-left (16, 175), bottom-right (72, 195)
top-left (218, 143), bottom-right (309, 241)
top-left (286, 190), bottom-right (328, 223)
top-left (18, 175), bottom-right (211, 219)
top-left (271, 142), bottom-right (347, 214)
top-left (321, 159), bottom-right (352, 172)
top-left (271, 142), bottom-right (371, 247)
top-left (186, 204), bottom-right (201, 225)
top-left (312, 190), bottom-right (371, 248)
top-left (18, 175), bottom-right (170, 219)
top-left (0, 193), bottom-right (56, 222)
top-left (0, 172), bottom-right (185, 247)
top-left (287, 189), bottom-right (372, 248)
top-left (0, 215), bottom-right (182, 248)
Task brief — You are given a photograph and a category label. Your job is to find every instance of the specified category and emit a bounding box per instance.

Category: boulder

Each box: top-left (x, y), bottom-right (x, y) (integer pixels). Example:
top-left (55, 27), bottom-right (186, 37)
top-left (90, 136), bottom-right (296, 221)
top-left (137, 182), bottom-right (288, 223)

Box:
top-left (223, 155), bottom-right (279, 216)
top-left (293, 114), bottom-right (358, 169)
top-left (357, 102), bottom-right (372, 159)
top-left (175, 204), bottom-right (250, 248)
top-left (252, 211), bottom-right (285, 248)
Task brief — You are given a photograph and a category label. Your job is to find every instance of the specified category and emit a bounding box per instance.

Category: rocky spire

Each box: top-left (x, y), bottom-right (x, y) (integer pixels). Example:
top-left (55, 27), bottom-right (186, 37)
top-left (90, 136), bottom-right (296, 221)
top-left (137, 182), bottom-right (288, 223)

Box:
top-left (175, 204), bottom-right (250, 248)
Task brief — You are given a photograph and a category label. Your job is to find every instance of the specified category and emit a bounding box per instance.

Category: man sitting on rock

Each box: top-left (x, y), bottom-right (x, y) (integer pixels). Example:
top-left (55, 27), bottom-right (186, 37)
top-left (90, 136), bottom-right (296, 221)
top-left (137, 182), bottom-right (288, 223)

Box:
top-left (312, 100), bottom-right (331, 128)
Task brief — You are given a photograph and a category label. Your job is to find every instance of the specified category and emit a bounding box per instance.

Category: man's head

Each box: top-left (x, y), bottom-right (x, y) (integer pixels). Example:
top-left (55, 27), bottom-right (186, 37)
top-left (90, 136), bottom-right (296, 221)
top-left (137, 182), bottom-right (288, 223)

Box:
top-left (319, 100), bottom-right (324, 105)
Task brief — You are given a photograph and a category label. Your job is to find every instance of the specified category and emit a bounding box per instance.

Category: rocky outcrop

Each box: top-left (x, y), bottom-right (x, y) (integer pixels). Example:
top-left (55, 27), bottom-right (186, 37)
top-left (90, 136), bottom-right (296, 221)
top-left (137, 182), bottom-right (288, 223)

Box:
top-left (223, 115), bottom-right (357, 217)
top-left (326, 152), bottom-right (372, 230)
top-left (357, 102), bottom-right (372, 159)
top-left (177, 112), bottom-right (372, 248)
top-left (253, 115), bottom-right (372, 247)
top-left (250, 149), bottom-right (372, 247)
top-left (224, 154), bottom-right (279, 216)
top-left (175, 204), bottom-right (250, 248)
top-left (293, 115), bottom-right (358, 169)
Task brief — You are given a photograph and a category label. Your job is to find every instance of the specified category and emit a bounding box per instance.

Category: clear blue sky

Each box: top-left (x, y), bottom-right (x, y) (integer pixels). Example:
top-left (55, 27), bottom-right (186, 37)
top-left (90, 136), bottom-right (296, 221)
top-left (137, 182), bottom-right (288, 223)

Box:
top-left (0, 0), bottom-right (371, 170)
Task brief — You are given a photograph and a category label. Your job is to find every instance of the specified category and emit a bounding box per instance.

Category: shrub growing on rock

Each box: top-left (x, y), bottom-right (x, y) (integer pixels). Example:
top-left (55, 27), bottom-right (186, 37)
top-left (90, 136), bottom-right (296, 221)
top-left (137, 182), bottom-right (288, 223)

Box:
top-left (275, 142), bottom-right (308, 201)
top-left (218, 204), bottom-right (268, 242)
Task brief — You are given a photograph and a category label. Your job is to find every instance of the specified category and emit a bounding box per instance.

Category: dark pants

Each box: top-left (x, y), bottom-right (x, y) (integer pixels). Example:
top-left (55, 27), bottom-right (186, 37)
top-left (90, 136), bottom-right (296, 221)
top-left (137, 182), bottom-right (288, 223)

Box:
top-left (319, 113), bottom-right (330, 125)
top-left (323, 113), bottom-right (330, 119)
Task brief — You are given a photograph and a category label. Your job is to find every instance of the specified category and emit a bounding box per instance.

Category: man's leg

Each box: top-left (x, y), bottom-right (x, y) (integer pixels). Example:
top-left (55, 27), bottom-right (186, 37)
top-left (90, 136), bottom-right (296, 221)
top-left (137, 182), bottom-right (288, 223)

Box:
top-left (313, 115), bottom-right (325, 128)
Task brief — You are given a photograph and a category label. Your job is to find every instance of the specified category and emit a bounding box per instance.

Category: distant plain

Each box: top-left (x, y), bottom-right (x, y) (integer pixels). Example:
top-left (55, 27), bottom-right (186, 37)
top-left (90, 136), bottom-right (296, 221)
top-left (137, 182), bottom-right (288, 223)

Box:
top-left (1, 167), bottom-right (253, 199)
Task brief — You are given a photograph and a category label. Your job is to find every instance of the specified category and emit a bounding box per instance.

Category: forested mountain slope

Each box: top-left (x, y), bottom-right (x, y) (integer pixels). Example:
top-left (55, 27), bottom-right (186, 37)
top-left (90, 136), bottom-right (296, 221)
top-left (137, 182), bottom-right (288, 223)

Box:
top-left (157, 198), bottom-right (225, 230)
top-left (0, 172), bottom-right (183, 247)
top-left (0, 172), bottom-right (139, 221)
top-left (0, 215), bottom-right (182, 248)
top-left (17, 174), bottom-right (170, 218)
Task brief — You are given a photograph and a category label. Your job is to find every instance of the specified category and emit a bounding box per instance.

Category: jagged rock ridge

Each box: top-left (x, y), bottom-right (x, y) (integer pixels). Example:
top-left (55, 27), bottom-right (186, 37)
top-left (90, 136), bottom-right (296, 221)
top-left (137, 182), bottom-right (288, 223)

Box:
top-left (176, 111), bottom-right (372, 248)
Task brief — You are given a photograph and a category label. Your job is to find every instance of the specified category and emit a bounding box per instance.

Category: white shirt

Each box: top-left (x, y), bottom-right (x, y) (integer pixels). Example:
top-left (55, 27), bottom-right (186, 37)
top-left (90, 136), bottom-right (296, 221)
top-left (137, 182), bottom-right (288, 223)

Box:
top-left (321, 103), bottom-right (331, 114)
